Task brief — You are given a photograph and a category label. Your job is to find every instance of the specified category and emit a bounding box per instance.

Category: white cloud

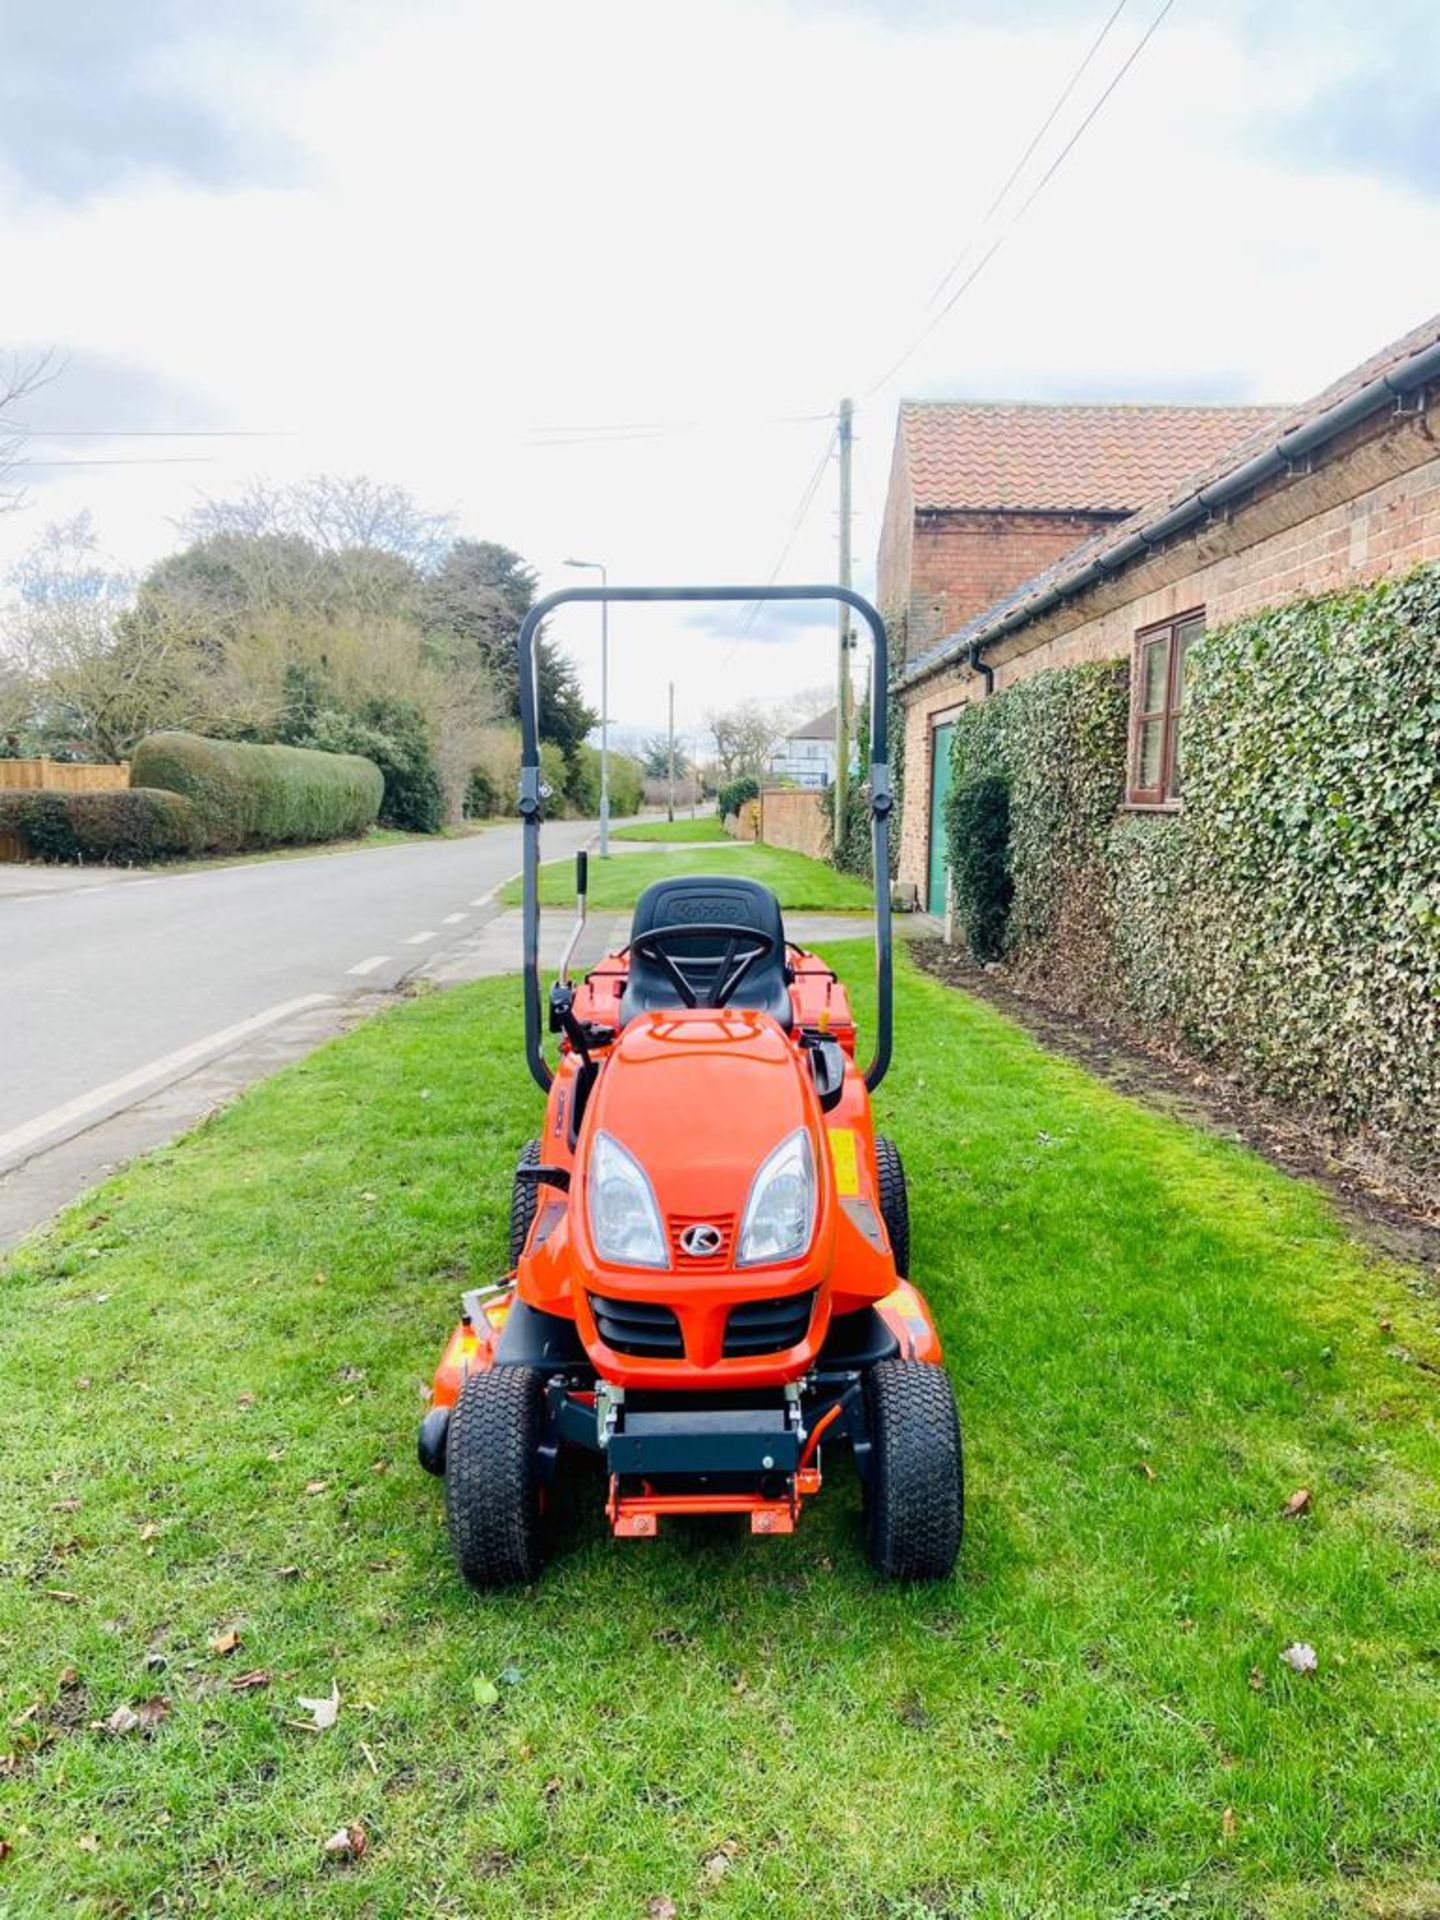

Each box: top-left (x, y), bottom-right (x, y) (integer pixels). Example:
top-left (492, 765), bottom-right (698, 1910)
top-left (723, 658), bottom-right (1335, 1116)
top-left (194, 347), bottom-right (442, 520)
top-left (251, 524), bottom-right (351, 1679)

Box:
top-left (2, 0), bottom-right (1436, 738)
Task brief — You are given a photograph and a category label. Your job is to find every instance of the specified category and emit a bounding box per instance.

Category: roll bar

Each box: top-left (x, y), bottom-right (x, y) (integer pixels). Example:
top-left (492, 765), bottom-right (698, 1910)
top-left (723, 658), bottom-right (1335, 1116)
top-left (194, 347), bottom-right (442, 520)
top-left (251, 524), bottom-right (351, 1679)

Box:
top-left (517, 584), bottom-right (894, 1094)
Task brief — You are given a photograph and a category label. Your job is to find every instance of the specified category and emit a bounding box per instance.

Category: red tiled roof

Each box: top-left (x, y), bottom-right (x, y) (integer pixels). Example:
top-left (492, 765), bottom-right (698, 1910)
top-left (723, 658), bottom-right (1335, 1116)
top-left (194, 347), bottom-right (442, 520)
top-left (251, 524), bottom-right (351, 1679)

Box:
top-left (900, 400), bottom-right (1289, 515)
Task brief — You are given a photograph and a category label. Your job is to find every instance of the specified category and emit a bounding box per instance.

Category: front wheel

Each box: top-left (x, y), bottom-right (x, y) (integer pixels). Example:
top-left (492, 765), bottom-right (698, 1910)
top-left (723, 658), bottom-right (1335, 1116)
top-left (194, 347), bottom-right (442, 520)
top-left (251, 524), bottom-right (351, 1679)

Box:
top-left (445, 1366), bottom-right (545, 1588)
top-left (874, 1135), bottom-right (910, 1276)
top-left (863, 1358), bottom-right (963, 1581)
top-left (509, 1140), bottom-right (541, 1266)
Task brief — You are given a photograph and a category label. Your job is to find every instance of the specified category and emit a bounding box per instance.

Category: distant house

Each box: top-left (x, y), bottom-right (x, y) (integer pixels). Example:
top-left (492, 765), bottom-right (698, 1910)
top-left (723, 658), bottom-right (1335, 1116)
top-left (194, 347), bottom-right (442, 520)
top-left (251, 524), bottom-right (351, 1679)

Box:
top-left (769, 707), bottom-right (836, 789)
top-left (877, 398), bottom-right (1287, 669)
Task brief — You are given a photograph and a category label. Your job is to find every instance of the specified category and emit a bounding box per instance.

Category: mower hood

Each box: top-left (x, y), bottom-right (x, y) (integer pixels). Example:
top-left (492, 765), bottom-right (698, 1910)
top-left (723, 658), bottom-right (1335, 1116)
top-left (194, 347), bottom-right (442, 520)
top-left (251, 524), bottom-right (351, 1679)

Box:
top-left (577, 1008), bottom-right (825, 1268)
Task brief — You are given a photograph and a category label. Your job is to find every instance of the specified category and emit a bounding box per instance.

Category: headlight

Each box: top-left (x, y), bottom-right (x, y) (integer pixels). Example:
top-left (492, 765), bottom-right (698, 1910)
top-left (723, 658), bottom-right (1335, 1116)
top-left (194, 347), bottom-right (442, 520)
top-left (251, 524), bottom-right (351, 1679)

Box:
top-left (587, 1132), bottom-right (668, 1267)
top-left (738, 1129), bottom-right (815, 1266)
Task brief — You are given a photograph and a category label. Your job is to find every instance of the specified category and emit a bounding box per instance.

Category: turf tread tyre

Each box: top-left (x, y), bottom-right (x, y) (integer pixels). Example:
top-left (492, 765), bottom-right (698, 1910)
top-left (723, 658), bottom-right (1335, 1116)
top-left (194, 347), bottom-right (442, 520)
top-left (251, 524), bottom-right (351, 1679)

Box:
top-left (864, 1358), bottom-right (963, 1581)
top-left (444, 1366), bottom-right (545, 1588)
top-left (509, 1139), bottom-right (541, 1266)
top-left (874, 1135), bottom-right (910, 1276)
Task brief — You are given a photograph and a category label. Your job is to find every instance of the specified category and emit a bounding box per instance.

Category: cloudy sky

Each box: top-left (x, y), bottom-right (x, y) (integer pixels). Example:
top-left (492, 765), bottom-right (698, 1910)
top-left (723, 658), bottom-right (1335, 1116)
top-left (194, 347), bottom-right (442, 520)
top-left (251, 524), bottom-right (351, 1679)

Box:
top-left (2, 0), bottom-right (1438, 745)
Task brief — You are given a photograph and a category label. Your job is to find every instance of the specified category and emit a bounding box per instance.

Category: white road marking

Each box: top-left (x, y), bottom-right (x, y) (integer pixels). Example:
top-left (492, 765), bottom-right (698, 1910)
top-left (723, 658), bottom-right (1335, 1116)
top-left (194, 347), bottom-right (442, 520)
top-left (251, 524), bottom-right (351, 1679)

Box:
top-left (403, 930), bottom-right (436, 945)
top-left (0, 993), bottom-right (334, 1172)
top-left (347, 955), bottom-right (390, 976)
top-left (441, 912), bottom-right (467, 925)
top-left (470, 892), bottom-right (495, 906)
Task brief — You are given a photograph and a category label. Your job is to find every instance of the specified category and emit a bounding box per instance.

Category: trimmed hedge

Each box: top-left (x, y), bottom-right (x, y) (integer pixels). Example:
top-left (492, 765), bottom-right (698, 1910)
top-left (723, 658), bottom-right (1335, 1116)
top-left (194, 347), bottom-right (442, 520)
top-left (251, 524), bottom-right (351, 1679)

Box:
top-left (131, 731), bottom-right (383, 851)
top-left (943, 565), bottom-right (1440, 1170)
top-left (0, 788), bottom-right (204, 864)
top-left (717, 775), bottom-right (760, 821)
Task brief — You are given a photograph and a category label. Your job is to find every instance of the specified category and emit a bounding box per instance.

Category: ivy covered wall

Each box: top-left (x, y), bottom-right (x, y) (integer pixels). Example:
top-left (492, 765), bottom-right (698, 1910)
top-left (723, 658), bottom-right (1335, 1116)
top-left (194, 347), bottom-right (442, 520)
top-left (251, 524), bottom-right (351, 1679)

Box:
top-left (943, 565), bottom-right (1440, 1173)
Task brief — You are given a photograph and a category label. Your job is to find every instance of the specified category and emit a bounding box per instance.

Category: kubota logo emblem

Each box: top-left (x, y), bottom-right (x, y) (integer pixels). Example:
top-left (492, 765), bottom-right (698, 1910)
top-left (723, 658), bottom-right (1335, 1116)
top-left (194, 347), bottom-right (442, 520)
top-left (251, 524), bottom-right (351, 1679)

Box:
top-left (679, 1223), bottom-right (724, 1258)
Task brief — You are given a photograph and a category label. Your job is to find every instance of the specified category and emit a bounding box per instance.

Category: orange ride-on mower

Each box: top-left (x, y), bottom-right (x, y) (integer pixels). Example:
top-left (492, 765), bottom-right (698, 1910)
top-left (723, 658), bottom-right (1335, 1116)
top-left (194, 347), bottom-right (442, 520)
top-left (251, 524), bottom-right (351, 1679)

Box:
top-left (418, 584), bottom-right (963, 1587)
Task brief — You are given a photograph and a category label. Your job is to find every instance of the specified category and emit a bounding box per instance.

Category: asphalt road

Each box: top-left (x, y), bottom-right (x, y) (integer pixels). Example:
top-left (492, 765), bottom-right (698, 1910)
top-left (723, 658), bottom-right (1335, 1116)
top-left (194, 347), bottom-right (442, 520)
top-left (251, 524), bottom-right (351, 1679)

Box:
top-left (0, 821), bottom-right (596, 1182)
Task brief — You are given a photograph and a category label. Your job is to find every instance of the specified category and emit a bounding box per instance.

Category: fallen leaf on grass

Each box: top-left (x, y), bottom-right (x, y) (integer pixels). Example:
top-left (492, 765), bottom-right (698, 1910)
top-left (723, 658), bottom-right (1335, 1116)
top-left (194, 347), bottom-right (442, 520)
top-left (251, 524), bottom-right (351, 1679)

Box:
top-left (304, 1480), bottom-right (329, 1496)
top-left (0, 1837), bottom-right (12, 1862)
top-left (51, 1499), bottom-right (81, 1513)
top-left (322, 1821), bottom-right (367, 1862)
top-left (1281, 1642), bottom-right (1318, 1674)
top-left (43, 1590), bottom-right (80, 1605)
top-left (1281, 1488), bottom-right (1312, 1518)
top-left (1222, 1806), bottom-right (1237, 1838)
top-left (229, 1670), bottom-right (271, 1693)
top-left (77, 1834), bottom-right (100, 1853)
top-left (471, 1678), bottom-right (500, 1709)
top-left (701, 1841), bottom-right (738, 1882)
top-left (337, 1366), bottom-right (366, 1384)
top-left (274, 1565), bottom-right (302, 1581)
top-left (138, 1523), bottom-right (160, 1542)
top-left (236, 1392), bottom-right (256, 1410)
top-left (209, 1630), bottom-right (242, 1657)
top-left (1247, 1668), bottom-right (1265, 1692)
top-left (293, 1682), bottom-right (340, 1732)
top-left (1138, 1461), bottom-right (1156, 1482)
top-left (57, 1666), bottom-right (79, 1690)
top-left (104, 1699), bottom-right (169, 1737)
top-left (647, 1899), bottom-right (677, 1920)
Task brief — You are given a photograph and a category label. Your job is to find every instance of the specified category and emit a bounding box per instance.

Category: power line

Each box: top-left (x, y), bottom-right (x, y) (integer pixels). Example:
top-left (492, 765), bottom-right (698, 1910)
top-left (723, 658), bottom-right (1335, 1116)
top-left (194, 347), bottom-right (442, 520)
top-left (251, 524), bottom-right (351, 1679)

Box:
top-left (723, 424), bottom-right (838, 662)
top-left (12, 427), bottom-right (284, 439)
top-left (865, 0), bottom-right (1176, 399)
top-left (13, 454), bottom-right (220, 468)
top-left (928, 0), bottom-right (1129, 310)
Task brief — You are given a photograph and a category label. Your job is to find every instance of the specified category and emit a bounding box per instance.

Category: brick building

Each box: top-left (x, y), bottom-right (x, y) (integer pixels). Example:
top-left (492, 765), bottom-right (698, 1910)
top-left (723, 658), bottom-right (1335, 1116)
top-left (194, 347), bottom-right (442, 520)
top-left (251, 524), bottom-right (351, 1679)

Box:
top-left (876, 399), bottom-right (1284, 667)
top-left (890, 313), bottom-right (1440, 913)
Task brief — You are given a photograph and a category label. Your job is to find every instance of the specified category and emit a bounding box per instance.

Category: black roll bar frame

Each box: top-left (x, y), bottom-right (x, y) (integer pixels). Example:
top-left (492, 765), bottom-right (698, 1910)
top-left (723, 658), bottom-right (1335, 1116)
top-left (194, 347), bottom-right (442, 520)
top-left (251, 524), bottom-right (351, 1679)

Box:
top-left (517, 584), bottom-right (893, 1093)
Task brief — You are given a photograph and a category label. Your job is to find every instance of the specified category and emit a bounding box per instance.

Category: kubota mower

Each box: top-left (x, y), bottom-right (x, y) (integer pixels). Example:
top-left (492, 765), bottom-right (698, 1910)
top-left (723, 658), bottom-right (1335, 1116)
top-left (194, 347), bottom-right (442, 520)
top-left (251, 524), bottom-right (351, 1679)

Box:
top-left (419, 584), bottom-right (963, 1586)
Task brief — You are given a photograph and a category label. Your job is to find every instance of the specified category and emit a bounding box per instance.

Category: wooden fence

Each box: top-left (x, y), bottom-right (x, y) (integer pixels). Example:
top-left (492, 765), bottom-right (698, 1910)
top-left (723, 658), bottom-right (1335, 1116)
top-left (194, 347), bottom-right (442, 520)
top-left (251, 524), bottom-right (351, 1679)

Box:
top-left (0, 758), bottom-right (130, 861)
top-left (0, 757), bottom-right (130, 793)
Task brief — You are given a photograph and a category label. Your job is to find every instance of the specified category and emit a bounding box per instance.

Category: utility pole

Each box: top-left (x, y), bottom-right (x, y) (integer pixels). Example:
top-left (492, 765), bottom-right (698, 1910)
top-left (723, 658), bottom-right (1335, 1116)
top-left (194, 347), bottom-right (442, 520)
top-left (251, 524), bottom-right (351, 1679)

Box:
top-left (667, 681), bottom-right (676, 824)
top-left (834, 396), bottom-right (854, 828)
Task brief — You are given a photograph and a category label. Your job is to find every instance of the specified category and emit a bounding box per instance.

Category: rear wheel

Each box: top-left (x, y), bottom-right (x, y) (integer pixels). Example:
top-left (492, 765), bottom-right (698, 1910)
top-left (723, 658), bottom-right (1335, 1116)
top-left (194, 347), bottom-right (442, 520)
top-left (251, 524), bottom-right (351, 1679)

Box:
top-left (875, 1135), bottom-right (910, 1276)
top-left (445, 1366), bottom-right (545, 1588)
top-left (864, 1359), bottom-right (962, 1581)
top-left (509, 1139), bottom-right (541, 1265)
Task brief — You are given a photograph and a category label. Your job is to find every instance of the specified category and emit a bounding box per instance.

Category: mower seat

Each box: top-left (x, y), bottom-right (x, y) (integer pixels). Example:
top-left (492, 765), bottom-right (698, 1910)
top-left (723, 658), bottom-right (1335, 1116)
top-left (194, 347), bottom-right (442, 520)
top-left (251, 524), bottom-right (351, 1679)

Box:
top-left (620, 875), bottom-right (792, 1030)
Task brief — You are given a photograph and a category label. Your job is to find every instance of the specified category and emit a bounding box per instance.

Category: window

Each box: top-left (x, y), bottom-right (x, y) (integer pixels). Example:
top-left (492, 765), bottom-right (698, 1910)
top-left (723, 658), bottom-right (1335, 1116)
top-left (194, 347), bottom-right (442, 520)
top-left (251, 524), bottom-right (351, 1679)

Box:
top-left (1129, 611), bottom-right (1202, 805)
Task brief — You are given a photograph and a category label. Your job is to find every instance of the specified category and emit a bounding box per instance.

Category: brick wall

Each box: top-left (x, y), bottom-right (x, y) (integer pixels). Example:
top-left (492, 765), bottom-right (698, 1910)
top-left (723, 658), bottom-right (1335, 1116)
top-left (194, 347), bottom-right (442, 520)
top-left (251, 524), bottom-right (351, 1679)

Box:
top-left (760, 786), bottom-right (828, 861)
top-left (896, 398), bottom-right (1440, 898)
top-left (904, 509), bottom-right (1120, 659)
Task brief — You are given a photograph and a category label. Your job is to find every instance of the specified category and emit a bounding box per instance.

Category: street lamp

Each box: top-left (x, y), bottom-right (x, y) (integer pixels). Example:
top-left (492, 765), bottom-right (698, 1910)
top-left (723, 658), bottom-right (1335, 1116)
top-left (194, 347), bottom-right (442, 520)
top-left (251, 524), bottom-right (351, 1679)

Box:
top-left (563, 556), bottom-right (609, 856)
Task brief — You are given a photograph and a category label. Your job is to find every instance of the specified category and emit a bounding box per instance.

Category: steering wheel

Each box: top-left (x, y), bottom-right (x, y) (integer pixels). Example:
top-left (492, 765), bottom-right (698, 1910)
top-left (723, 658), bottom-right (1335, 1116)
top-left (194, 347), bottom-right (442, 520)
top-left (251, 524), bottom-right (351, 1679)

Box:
top-left (630, 922), bottom-right (779, 1010)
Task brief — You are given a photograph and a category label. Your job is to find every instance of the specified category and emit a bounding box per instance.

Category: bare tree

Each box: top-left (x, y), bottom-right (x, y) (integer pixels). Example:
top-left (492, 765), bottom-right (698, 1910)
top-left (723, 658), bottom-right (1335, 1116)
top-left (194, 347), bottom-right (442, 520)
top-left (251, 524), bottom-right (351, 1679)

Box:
top-left (705, 701), bottom-right (788, 784)
top-left (1, 349), bottom-right (58, 516)
top-left (182, 475), bottom-right (454, 568)
top-left (2, 514), bottom-right (211, 759)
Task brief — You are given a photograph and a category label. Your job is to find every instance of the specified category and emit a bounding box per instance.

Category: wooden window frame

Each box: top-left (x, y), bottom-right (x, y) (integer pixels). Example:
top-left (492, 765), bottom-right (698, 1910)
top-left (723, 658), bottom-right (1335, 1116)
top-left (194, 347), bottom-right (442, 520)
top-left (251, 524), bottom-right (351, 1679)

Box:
top-left (1127, 609), bottom-right (1203, 807)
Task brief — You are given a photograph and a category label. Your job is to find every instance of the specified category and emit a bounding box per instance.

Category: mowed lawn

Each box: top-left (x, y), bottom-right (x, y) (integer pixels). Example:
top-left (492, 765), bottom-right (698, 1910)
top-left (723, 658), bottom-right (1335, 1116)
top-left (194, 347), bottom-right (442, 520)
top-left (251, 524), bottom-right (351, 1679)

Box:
top-left (612, 817), bottom-right (733, 844)
top-left (2, 947), bottom-right (1439, 1917)
top-left (501, 842), bottom-right (874, 911)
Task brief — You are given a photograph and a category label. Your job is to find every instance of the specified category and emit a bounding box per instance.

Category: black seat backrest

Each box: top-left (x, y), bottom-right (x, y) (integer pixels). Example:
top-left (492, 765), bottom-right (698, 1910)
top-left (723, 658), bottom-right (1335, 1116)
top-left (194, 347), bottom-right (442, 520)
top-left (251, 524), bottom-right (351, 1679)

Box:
top-left (620, 875), bottom-right (792, 1029)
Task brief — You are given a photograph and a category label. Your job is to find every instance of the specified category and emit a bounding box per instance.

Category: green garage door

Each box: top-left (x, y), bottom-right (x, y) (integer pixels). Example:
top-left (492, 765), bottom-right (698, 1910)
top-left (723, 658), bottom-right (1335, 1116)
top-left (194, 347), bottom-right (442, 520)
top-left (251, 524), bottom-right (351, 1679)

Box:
top-left (928, 721), bottom-right (954, 916)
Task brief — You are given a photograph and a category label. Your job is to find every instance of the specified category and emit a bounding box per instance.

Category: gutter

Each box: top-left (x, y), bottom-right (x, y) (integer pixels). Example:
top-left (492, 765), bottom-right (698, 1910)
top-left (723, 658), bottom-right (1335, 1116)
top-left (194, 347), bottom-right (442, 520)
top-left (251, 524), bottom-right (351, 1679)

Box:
top-left (910, 331), bottom-right (1440, 691)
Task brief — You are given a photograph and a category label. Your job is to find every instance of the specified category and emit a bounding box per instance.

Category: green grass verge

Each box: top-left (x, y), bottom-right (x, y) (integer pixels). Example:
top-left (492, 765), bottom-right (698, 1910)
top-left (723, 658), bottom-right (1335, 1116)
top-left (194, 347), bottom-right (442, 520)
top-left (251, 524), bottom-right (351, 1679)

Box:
top-left (502, 844), bottom-right (874, 912)
top-left (612, 817), bottom-right (732, 844)
top-left (2, 949), bottom-right (1438, 1916)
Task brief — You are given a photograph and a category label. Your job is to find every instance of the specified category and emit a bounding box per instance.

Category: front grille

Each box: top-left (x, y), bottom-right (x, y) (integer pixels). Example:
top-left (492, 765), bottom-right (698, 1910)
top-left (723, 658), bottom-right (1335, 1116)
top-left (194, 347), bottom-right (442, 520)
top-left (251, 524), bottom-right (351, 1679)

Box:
top-left (723, 1291), bottom-right (816, 1358)
top-left (669, 1213), bottom-right (736, 1268)
top-left (589, 1294), bottom-right (684, 1358)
